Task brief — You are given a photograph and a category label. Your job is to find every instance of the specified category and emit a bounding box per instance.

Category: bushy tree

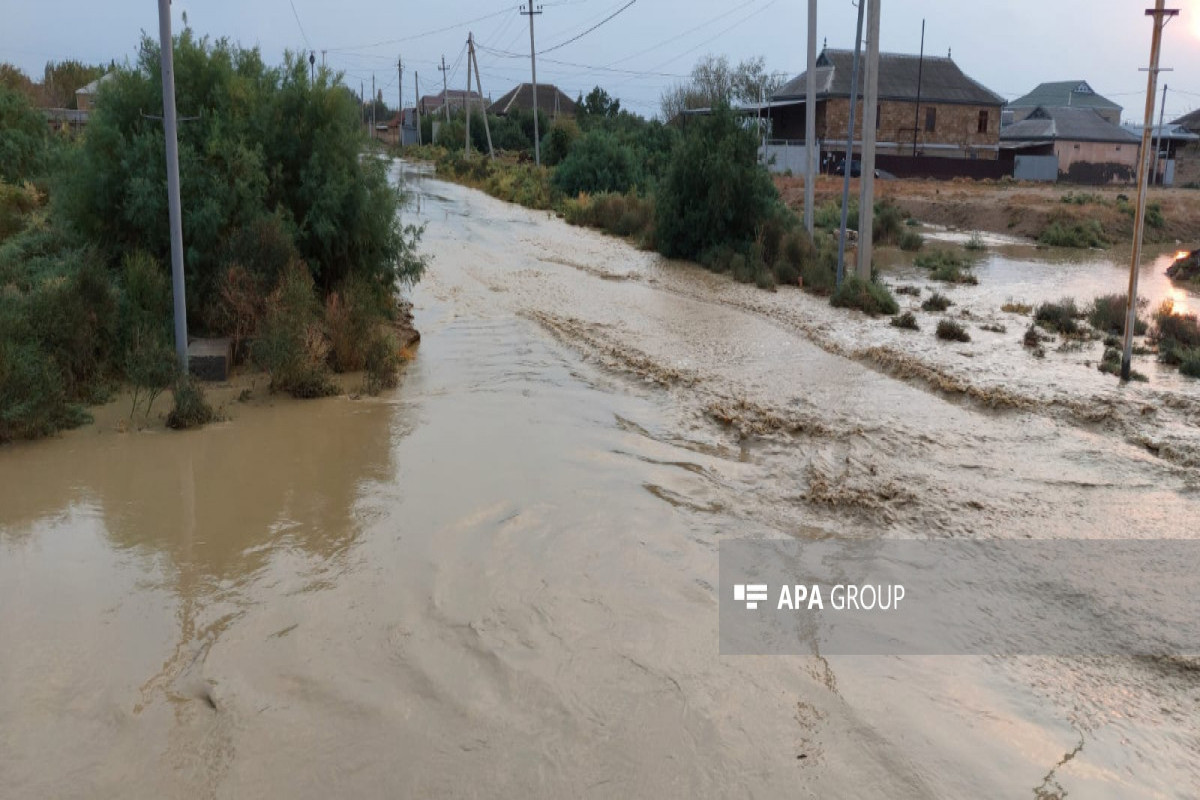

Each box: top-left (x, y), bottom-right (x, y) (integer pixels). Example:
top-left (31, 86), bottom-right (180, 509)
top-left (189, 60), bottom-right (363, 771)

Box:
top-left (552, 129), bottom-right (643, 196)
top-left (654, 104), bottom-right (778, 260)
top-left (544, 118), bottom-right (580, 166)
top-left (0, 86), bottom-right (48, 183)
top-left (580, 86), bottom-right (620, 119)
top-left (59, 29), bottom-right (423, 320)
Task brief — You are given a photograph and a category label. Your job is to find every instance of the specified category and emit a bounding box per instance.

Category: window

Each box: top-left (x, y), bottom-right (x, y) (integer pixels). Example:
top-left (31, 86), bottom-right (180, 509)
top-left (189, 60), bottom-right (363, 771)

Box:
top-left (925, 107), bottom-right (936, 133)
top-left (977, 110), bottom-right (989, 134)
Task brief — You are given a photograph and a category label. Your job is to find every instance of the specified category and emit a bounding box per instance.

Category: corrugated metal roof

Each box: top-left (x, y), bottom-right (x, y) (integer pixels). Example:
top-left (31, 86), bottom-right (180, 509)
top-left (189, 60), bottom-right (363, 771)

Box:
top-left (773, 48), bottom-right (1004, 107)
top-left (1007, 81), bottom-right (1121, 112)
top-left (1000, 107), bottom-right (1140, 144)
top-left (488, 83), bottom-right (577, 117)
top-left (1122, 122), bottom-right (1200, 142)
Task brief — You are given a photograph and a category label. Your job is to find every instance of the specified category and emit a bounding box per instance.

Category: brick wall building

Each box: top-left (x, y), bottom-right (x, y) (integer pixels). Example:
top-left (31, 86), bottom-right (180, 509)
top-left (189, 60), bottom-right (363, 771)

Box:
top-left (768, 49), bottom-right (1004, 160)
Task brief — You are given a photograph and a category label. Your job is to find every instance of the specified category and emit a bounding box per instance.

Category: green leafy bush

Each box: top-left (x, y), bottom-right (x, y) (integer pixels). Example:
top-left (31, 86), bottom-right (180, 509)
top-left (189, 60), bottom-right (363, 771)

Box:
top-left (363, 330), bottom-right (402, 395)
top-left (1088, 293), bottom-right (1147, 336)
top-left (922, 292), bottom-right (952, 312)
top-left (251, 264), bottom-right (337, 398)
top-left (1038, 220), bottom-right (1107, 248)
top-left (898, 229), bottom-right (924, 252)
top-left (916, 249), bottom-right (978, 284)
top-left (830, 276), bottom-right (898, 316)
top-left (553, 129), bottom-right (645, 197)
top-left (0, 86), bottom-right (48, 183)
top-left (891, 311), bottom-right (919, 330)
top-left (1034, 298), bottom-right (1083, 336)
top-left (544, 118), bottom-right (581, 167)
top-left (166, 374), bottom-right (217, 428)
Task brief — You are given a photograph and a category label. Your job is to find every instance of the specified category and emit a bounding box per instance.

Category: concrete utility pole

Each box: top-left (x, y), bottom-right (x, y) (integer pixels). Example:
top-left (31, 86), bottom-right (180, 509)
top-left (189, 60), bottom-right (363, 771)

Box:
top-left (398, 56), bottom-right (404, 145)
top-left (521, 3), bottom-right (544, 165)
top-left (439, 55), bottom-right (450, 122)
top-left (835, 0), bottom-right (866, 287)
top-left (804, 0), bottom-right (817, 235)
top-left (1153, 83), bottom-right (1168, 185)
top-left (465, 38), bottom-right (473, 158)
top-left (1122, 0), bottom-right (1178, 381)
top-left (309, 51), bottom-right (315, 84)
top-left (469, 33), bottom-right (495, 159)
top-left (912, 19), bottom-right (925, 156)
top-left (157, 0), bottom-right (188, 370)
top-left (371, 74), bottom-right (376, 141)
top-left (361, 80), bottom-right (365, 128)
top-left (856, 0), bottom-right (882, 281)
top-left (415, 72), bottom-right (422, 145)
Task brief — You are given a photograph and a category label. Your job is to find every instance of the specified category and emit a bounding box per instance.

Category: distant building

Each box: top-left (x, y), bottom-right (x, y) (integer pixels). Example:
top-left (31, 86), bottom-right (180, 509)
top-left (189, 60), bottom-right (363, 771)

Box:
top-left (1121, 122), bottom-right (1198, 186)
top-left (1169, 109), bottom-right (1200, 186)
top-left (419, 89), bottom-right (483, 117)
top-left (1005, 81), bottom-right (1122, 126)
top-left (74, 72), bottom-right (114, 113)
top-left (1001, 106), bottom-right (1140, 183)
top-left (488, 83), bottom-right (577, 119)
top-left (768, 48), bottom-right (1005, 162)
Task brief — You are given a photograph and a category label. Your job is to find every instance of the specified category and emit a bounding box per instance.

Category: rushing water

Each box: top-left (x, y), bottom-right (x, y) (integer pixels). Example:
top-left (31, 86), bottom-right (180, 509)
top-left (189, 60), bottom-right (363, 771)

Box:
top-left (1, 162), bottom-right (1197, 798)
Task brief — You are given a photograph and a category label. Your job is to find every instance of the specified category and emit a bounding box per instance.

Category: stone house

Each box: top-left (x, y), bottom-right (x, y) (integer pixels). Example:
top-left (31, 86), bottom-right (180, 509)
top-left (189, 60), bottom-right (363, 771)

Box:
top-left (767, 48), bottom-right (1005, 160)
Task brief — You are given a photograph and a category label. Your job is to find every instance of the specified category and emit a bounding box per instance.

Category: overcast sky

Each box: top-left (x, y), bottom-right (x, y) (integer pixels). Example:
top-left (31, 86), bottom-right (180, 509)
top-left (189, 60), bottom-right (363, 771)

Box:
top-left (3, 0), bottom-right (1199, 121)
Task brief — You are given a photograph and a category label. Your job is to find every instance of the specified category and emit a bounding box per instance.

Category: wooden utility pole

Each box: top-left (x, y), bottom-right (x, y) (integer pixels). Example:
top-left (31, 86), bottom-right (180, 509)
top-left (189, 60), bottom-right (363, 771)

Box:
top-left (521, 3), bottom-right (544, 165)
top-left (856, 0), bottom-right (882, 281)
top-left (157, 0), bottom-right (188, 369)
top-left (835, 0), bottom-right (866, 286)
top-left (465, 40), bottom-right (473, 157)
top-left (439, 55), bottom-right (450, 122)
top-left (469, 33), bottom-right (495, 159)
top-left (803, 0), bottom-right (817, 235)
top-left (1122, 0), bottom-right (1178, 381)
top-left (415, 72), bottom-right (422, 146)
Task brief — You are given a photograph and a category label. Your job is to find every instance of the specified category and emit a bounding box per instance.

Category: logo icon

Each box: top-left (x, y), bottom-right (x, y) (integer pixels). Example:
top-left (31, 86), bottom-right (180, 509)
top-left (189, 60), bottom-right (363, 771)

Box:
top-left (734, 584), bottom-right (769, 610)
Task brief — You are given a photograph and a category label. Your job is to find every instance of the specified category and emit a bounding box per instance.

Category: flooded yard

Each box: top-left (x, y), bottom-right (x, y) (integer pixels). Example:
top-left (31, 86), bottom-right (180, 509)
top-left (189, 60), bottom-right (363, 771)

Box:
top-left (1, 161), bottom-right (1197, 798)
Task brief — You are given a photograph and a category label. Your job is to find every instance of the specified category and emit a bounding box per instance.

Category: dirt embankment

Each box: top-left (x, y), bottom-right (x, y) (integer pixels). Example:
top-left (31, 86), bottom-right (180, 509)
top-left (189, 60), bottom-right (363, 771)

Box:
top-left (775, 175), bottom-right (1200, 246)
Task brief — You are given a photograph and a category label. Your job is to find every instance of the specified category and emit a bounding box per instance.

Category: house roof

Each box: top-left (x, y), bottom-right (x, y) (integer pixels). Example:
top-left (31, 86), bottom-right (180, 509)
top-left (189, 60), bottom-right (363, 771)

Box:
top-left (488, 83), bottom-right (577, 116)
top-left (1121, 122), bottom-right (1200, 142)
top-left (773, 48), bottom-right (1004, 107)
top-left (1173, 108), bottom-right (1200, 133)
top-left (75, 72), bottom-right (114, 96)
top-left (999, 106), bottom-right (1140, 144)
top-left (419, 90), bottom-right (482, 111)
top-left (1006, 81), bottom-right (1121, 113)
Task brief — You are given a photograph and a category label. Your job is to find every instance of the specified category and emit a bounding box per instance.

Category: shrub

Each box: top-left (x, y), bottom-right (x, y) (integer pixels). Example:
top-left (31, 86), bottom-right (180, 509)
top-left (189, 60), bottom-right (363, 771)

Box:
top-left (324, 275), bottom-right (386, 373)
top-left (166, 374), bottom-right (217, 429)
top-left (798, 240), bottom-right (838, 296)
top-left (251, 264), bottom-right (337, 398)
top-left (899, 229), bottom-right (924, 252)
top-left (964, 232), bottom-right (986, 251)
top-left (1038, 220), bottom-right (1107, 248)
top-left (654, 104), bottom-right (778, 260)
top-left (936, 319), bottom-right (970, 342)
top-left (915, 249), bottom-right (979, 285)
top-left (0, 339), bottom-right (89, 442)
top-left (0, 86), bottom-right (48, 183)
top-left (1002, 301), bottom-right (1033, 315)
top-left (125, 330), bottom-right (178, 419)
top-left (872, 199), bottom-right (905, 244)
top-left (891, 311), bottom-right (919, 330)
top-left (1034, 298), bottom-right (1083, 335)
top-left (562, 192), bottom-right (655, 241)
top-left (544, 118), bottom-right (581, 167)
top-left (552, 129), bottom-right (644, 196)
top-left (830, 276), bottom-right (899, 316)
top-left (1097, 346), bottom-right (1148, 381)
top-left (1023, 325), bottom-right (1045, 348)
top-left (362, 330), bottom-right (402, 395)
top-left (922, 292), bottom-right (952, 312)
top-left (0, 181), bottom-right (41, 243)
top-left (1088, 293), bottom-right (1147, 336)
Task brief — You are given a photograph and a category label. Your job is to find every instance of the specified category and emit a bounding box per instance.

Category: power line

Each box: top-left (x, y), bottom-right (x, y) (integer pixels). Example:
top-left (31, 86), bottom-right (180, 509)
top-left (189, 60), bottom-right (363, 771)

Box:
top-left (327, 6), bottom-right (518, 53)
top-left (288, 0), bottom-right (313, 48)
top-left (604, 0), bottom-right (757, 67)
top-left (537, 0), bottom-right (636, 55)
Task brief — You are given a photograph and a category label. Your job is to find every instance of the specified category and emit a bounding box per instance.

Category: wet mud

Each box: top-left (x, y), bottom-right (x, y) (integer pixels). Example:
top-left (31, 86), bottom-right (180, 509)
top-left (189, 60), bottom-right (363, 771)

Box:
top-left (1, 160), bottom-right (1197, 798)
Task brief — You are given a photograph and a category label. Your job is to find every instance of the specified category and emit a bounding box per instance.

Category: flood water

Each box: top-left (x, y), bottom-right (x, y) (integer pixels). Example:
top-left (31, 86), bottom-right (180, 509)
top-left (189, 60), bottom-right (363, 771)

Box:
top-left (2, 161), bottom-right (1198, 798)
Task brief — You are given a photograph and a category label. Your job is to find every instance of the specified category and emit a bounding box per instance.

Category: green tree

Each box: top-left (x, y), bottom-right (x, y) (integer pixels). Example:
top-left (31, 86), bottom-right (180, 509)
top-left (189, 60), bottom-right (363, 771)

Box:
top-left (552, 129), bottom-right (643, 196)
top-left (654, 104), bottom-right (778, 260)
top-left (0, 85), bottom-right (48, 182)
top-left (580, 86), bottom-right (620, 119)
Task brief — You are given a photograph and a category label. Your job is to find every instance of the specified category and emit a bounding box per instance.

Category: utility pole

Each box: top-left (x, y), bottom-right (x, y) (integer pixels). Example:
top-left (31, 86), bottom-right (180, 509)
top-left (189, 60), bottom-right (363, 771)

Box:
top-left (465, 37), bottom-right (473, 158)
top-left (361, 79), bottom-right (365, 129)
top-left (836, 0), bottom-right (866, 287)
top-left (803, 0), bottom-right (817, 235)
top-left (857, 0), bottom-right (882, 281)
top-left (521, 3), bottom-right (544, 165)
top-left (1153, 83), bottom-right (1168, 185)
top-left (439, 55), bottom-right (450, 123)
top-left (469, 33), bottom-right (495, 159)
top-left (913, 19), bottom-right (925, 156)
top-left (321, 50), bottom-right (326, 67)
top-left (398, 56), bottom-right (404, 146)
top-left (371, 73), bottom-right (376, 142)
top-left (1122, 0), bottom-right (1178, 381)
top-left (415, 72), bottom-right (422, 145)
top-left (309, 51), bottom-right (315, 84)
top-left (157, 0), bottom-right (188, 370)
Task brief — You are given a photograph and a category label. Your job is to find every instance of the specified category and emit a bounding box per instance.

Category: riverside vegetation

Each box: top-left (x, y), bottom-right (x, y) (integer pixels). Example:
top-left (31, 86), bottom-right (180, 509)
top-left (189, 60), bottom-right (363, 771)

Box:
top-left (0, 30), bottom-right (425, 443)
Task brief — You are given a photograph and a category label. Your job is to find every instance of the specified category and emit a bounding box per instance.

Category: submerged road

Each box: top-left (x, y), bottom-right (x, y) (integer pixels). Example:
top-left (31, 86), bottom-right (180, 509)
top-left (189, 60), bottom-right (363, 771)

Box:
top-left (0, 161), bottom-right (1196, 798)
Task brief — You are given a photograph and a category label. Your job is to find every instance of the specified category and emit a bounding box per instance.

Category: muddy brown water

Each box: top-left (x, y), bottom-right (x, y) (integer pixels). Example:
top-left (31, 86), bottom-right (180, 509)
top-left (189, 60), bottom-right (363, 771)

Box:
top-left (2, 161), bottom-right (1198, 798)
